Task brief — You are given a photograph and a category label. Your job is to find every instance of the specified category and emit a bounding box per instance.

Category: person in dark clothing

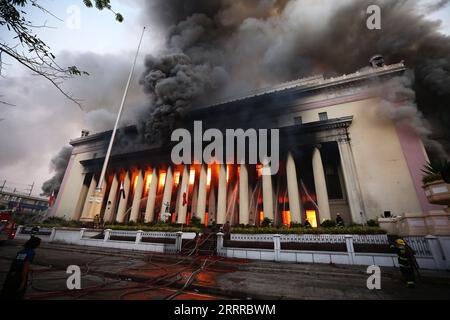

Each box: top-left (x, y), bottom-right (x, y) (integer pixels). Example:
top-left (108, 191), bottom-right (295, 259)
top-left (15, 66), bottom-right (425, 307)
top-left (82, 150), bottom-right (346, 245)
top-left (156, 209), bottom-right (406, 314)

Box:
top-left (303, 220), bottom-right (312, 228)
top-left (336, 213), bottom-right (344, 227)
top-left (1, 236), bottom-right (41, 300)
top-left (391, 238), bottom-right (417, 288)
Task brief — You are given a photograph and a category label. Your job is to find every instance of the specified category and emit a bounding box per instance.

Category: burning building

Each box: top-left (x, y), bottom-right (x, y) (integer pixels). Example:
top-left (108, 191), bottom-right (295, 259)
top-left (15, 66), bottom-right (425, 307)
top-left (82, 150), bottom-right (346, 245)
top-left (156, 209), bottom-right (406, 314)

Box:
top-left (50, 60), bottom-right (443, 227)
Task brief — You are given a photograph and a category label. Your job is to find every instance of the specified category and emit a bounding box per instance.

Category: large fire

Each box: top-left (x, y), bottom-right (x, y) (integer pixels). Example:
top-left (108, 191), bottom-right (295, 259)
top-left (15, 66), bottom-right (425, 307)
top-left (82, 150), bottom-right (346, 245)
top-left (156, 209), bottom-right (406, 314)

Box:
top-left (206, 167), bottom-right (212, 187)
top-left (144, 172), bottom-right (152, 193)
top-left (189, 169), bottom-right (196, 185)
top-left (174, 171), bottom-right (180, 186)
top-left (158, 172), bottom-right (166, 189)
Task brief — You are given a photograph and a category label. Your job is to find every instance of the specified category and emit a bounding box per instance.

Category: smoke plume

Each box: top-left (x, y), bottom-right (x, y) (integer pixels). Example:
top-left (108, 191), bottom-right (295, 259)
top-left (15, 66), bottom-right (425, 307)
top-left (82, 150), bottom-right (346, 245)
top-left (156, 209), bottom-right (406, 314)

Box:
top-left (41, 146), bottom-right (73, 197)
top-left (139, 0), bottom-right (450, 158)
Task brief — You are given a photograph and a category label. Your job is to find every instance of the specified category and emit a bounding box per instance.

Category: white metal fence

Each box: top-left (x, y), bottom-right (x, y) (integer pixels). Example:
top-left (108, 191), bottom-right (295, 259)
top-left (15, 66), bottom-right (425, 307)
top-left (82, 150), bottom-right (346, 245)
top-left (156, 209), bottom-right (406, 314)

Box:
top-left (231, 233), bottom-right (388, 244)
top-left (404, 236), bottom-right (432, 257)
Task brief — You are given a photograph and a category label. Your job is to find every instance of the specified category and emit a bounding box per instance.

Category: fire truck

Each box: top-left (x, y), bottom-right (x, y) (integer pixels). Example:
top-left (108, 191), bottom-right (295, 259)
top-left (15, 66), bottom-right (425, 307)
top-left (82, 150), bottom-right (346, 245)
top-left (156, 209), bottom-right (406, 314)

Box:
top-left (0, 211), bottom-right (17, 243)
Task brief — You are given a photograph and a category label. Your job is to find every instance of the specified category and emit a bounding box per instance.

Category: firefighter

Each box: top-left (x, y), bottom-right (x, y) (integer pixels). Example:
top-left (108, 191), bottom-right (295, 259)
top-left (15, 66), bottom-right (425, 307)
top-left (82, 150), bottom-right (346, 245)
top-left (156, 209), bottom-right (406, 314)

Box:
top-left (1, 236), bottom-right (41, 300)
top-left (336, 213), bottom-right (345, 227)
top-left (391, 238), bottom-right (417, 288)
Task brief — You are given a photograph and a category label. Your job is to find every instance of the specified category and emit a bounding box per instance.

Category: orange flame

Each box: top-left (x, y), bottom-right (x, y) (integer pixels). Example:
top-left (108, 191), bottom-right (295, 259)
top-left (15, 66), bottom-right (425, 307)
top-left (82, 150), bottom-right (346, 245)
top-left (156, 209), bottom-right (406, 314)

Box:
top-left (257, 164), bottom-right (263, 177)
top-left (174, 172), bottom-right (180, 186)
top-left (189, 169), bottom-right (196, 185)
top-left (306, 210), bottom-right (318, 228)
top-left (145, 173), bottom-right (152, 193)
top-left (282, 211), bottom-right (291, 227)
top-left (133, 175), bottom-right (138, 190)
top-left (159, 172), bottom-right (166, 189)
top-left (206, 167), bottom-right (212, 186)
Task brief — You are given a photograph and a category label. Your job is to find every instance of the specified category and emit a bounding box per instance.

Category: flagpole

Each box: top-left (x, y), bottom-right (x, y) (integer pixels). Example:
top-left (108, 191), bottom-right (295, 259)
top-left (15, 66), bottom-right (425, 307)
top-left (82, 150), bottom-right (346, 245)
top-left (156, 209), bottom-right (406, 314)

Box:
top-left (96, 26), bottom-right (146, 193)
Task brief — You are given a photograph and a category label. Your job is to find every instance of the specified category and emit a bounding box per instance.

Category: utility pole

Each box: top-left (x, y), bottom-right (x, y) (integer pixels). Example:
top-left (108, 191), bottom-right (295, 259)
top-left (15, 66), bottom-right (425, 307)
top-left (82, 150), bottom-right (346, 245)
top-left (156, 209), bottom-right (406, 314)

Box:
top-left (27, 182), bottom-right (34, 196)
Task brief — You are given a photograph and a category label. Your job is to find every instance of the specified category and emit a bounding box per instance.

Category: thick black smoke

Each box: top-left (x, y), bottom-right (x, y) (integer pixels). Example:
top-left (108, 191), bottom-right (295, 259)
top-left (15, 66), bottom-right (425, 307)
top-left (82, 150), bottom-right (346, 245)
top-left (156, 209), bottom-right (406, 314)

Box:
top-left (41, 146), bottom-right (73, 197)
top-left (140, 0), bottom-right (450, 158)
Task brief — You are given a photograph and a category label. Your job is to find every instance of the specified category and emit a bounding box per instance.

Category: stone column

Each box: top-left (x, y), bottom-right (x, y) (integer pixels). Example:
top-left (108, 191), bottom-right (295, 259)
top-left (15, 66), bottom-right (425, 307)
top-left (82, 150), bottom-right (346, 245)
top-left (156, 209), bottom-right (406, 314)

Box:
top-left (144, 169), bottom-right (158, 223)
top-left (217, 164), bottom-right (227, 224)
top-left (239, 164), bottom-right (250, 225)
top-left (262, 164), bottom-right (274, 221)
top-left (160, 167), bottom-right (174, 222)
top-left (177, 165), bottom-right (190, 224)
top-left (80, 174), bottom-right (97, 221)
top-left (338, 140), bottom-right (366, 224)
top-left (312, 147), bottom-right (331, 222)
top-left (286, 152), bottom-right (302, 223)
top-left (73, 177), bottom-right (90, 221)
top-left (116, 172), bottom-right (131, 223)
top-left (130, 170), bottom-right (144, 222)
top-left (197, 165), bottom-right (208, 223)
top-left (87, 178), bottom-right (106, 220)
top-left (103, 174), bottom-right (119, 223)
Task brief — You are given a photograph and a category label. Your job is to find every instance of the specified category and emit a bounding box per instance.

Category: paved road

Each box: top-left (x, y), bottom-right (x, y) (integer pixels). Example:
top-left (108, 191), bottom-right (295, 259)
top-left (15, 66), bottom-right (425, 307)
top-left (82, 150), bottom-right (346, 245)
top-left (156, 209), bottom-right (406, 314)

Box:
top-left (1, 240), bottom-right (450, 300)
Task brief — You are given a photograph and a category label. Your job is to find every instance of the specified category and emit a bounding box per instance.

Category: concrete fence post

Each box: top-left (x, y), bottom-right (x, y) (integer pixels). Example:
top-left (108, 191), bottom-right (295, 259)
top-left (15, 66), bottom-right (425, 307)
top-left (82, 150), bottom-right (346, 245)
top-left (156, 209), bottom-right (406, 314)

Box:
top-left (15, 225), bottom-right (23, 239)
top-left (217, 232), bottom-right (224, 255)
top-left (175, 231), bottom-right (183, 253)
top-left (345, 235), bottom-right (355, 265)
top-left (426, 235), bottom-right (446, 270)
top-left (136, 230), bottom-right (143, 244)
top-left (437, 236), bottom-right (450, 270)
top-left (79, 228), bottom-right (87, 241)
top-left (49, 227), bottom-right (57, 242)
top-left (104, 229), bottom-right (111, 242)
top-left (273, 234), bottom-right (281, 262)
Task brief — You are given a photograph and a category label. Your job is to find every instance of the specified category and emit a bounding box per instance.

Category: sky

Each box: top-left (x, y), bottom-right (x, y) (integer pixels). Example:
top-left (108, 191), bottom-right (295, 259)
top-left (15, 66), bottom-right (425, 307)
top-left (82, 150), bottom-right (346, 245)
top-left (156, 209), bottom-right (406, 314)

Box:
top-left (0, 0), bottom-right (449, 198)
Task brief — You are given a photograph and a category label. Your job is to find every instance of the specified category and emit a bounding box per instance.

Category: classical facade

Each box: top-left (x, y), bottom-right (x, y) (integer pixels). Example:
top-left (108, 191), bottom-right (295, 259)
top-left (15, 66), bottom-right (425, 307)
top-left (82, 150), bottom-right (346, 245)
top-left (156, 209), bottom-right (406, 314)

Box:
top-left (51, 62), bottom-right (443, 227)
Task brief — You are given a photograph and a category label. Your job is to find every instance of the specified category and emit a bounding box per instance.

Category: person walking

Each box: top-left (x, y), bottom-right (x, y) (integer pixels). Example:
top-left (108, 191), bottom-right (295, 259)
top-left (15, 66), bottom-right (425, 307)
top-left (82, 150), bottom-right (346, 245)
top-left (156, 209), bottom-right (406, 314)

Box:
top-left (1, 236), bottom-right (41, 299)
top-left (391, 238), bottom-right (417, 288)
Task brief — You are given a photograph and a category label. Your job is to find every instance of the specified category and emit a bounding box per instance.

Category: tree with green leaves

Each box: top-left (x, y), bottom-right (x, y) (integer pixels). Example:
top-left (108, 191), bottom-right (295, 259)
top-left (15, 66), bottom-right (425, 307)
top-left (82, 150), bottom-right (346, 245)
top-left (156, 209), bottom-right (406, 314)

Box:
top-left (0, 0), bottom-right (123, 107)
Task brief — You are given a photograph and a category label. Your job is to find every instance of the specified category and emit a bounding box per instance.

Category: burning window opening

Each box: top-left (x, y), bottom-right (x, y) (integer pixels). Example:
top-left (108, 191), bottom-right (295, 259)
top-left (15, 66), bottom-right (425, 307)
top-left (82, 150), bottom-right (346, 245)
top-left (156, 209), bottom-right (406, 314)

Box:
top-left (158, 172), bottom-right (166, 189)
top-left (306, 210), bottom-right (318, 228)
top-left (174, 172), bottom-right (181, 186)
top-left (189, 169), bottom-right (196, 185)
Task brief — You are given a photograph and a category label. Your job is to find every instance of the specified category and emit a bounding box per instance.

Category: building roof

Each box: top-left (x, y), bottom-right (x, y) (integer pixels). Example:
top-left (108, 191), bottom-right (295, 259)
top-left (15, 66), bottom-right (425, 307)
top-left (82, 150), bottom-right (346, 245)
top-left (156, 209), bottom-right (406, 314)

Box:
top-left (197, 62), bottom-right (406, 110)
top-left (0, 190), bottom-right (49, 202)
top-left (70, 62), bottom-right (406, 146)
